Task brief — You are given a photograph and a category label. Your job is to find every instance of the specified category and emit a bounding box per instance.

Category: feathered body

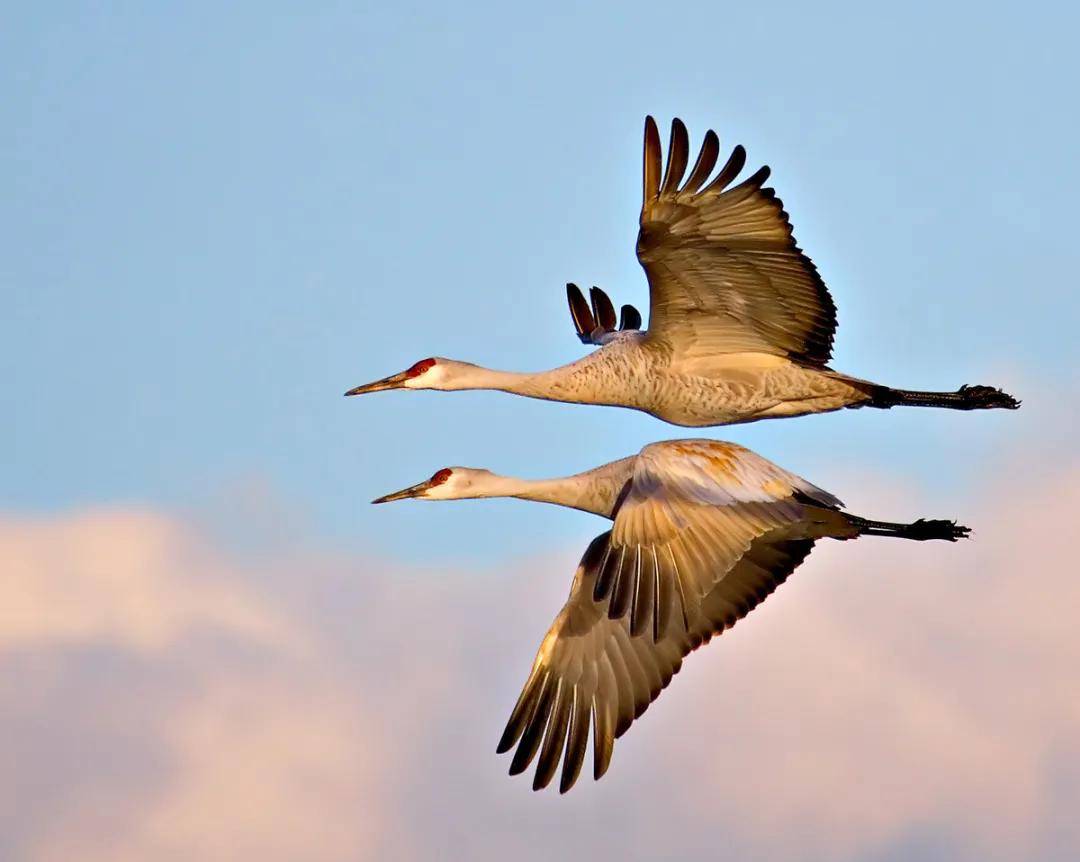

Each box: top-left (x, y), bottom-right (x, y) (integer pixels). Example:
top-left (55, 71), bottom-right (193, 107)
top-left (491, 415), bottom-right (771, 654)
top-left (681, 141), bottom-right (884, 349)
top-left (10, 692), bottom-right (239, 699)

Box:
top-left (508, 331), bottom-right (869, 426)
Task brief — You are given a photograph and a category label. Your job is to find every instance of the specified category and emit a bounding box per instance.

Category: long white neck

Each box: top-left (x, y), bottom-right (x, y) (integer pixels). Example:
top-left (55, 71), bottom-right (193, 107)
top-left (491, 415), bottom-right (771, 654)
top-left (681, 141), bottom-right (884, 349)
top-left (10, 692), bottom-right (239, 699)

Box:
top-left (440, 365), bottom-right (552, 396)
top-left (469, 458), bottom-right (636, 519)
top-left (434, 350), bottom-right (641, 406)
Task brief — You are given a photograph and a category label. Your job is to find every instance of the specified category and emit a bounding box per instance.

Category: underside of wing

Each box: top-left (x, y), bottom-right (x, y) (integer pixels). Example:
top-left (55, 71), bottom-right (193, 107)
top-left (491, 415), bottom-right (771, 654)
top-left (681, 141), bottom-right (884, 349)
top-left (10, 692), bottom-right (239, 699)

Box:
top-left (497, 527), bottom-right (819, 792)
top-left (637, 117), bottom-right (837, 366)
top-left (599, 439), bottom-right (840, 639)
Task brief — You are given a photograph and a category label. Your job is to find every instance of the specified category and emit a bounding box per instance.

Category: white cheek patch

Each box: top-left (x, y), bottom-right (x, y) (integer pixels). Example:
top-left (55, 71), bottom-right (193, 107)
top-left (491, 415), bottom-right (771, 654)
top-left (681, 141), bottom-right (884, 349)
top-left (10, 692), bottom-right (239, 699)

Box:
top-left (404, 369), bottom-right (440, 389)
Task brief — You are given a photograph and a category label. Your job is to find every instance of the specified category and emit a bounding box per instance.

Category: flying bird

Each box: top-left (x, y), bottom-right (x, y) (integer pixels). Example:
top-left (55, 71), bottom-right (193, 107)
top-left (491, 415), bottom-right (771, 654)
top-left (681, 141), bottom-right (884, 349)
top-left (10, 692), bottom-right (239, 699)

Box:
top-left (346, 117), bottom-right (1019, 426)
top-left (373, 439), bottom-right (970, 792)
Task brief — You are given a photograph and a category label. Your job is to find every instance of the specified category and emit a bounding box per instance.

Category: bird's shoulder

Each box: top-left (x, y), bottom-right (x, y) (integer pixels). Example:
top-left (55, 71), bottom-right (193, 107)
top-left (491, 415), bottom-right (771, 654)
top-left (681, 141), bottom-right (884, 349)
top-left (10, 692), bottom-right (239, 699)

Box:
top-left (591, 329), bottom-right (648, 350)
top-left (636, 439), bottom-right (751, 481)
top-left (630, 439), bottom-right (820, 508)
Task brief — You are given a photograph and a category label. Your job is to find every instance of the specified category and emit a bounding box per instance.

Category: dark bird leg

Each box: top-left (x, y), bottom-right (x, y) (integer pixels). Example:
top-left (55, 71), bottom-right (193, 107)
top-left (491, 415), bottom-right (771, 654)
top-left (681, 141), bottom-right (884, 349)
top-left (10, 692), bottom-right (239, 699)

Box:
top-left (847, 514), bottom-right (971, 542)
top-left (866, 384), bottom-right (1020, 411)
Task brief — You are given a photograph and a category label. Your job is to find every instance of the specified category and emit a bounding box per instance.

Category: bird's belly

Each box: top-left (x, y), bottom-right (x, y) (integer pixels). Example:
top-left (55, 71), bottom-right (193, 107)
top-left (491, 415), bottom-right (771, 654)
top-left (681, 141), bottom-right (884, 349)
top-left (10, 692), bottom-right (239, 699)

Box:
top-left (647, 357), bottom-right (861, 426)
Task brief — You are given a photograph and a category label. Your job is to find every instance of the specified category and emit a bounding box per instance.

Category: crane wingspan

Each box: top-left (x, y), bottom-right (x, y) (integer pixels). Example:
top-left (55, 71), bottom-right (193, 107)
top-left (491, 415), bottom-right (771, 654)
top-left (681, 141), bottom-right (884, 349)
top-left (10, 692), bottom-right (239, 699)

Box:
top-left (637, 117), bottom-right (837, 365)
top-left (497, 527), bottom-right (819, 793)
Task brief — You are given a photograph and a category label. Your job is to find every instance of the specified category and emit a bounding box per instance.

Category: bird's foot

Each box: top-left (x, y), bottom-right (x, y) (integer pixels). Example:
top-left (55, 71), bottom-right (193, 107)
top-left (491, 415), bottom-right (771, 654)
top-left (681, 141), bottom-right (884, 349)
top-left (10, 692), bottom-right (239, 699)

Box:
top-left (955, 384), bottom-right (1021, 410)
top-left (904, 518), bottom-right (972, 542)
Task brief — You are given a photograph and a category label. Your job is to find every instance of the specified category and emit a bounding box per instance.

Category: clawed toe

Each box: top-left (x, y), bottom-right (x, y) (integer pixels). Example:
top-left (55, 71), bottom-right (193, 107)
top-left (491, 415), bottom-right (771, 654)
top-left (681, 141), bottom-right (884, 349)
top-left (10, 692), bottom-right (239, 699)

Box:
top-left (957, 385), bottom-right (1021, 410)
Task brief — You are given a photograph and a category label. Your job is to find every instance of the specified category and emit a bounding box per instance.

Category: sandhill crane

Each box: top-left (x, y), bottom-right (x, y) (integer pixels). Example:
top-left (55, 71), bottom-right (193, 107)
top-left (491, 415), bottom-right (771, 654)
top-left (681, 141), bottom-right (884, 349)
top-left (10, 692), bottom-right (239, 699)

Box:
top-left (346, 117), bottom-right (1019, 426)
top-left (373, 439), bottom-right (969, 792)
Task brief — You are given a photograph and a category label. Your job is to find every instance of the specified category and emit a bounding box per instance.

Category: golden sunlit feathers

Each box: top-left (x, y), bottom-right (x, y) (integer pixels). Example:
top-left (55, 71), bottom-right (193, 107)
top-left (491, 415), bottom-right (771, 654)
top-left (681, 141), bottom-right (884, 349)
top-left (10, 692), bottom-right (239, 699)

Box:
top-left (660, 118), bottom-right (689, 197)
top-left (642, 116), bottom-right (662, 205)
top-left (642, 115), bottom-right (763, 206)
top-left (638, 116), bottom-right (838, 367)
top-left (703, 144), bottom-right (749, 194)
top-left (681, 128), bottom-right (720, 194)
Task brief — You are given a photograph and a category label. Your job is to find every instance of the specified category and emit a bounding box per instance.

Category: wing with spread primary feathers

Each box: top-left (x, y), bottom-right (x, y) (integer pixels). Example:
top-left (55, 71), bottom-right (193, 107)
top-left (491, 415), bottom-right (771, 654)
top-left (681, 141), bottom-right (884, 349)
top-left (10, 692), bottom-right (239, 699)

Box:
top-left (497, 440), bottom-right (840, 792)
top-left (637, 117), bottom-right (837, 365)
top-left (497, 529), bottom-right (818, 792)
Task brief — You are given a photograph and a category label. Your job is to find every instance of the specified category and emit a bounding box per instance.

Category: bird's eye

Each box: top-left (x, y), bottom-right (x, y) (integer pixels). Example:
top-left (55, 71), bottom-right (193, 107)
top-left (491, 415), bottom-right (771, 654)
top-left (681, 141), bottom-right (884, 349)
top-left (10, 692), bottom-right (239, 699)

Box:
top-left (406, 358), bottom-right (437, 378)
top-left (431, 468), bottom-right (452, 485)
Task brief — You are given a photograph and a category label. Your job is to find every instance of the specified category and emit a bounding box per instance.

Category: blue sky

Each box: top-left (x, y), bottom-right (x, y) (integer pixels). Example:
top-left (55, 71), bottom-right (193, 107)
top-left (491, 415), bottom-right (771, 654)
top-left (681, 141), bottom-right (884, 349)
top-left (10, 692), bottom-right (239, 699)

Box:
top-left (5, 5), bottom-right (1080, 861)
top-left (4, 1), bottom-right (1077, 565)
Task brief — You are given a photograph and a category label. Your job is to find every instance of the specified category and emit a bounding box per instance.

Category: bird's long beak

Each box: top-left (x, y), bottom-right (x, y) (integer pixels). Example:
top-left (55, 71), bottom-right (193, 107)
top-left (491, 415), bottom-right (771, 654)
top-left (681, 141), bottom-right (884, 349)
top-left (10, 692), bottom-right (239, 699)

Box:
top-left (371, 478), bottom-right (434, 504)
top-left (344, 370), bottom-right (410, 397)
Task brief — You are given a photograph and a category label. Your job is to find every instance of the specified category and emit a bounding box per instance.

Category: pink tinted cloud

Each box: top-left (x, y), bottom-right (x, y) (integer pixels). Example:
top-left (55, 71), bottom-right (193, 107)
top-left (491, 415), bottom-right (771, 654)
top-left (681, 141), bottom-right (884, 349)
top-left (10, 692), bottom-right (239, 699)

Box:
top-left (0, 463), bottom-right (1077, 861)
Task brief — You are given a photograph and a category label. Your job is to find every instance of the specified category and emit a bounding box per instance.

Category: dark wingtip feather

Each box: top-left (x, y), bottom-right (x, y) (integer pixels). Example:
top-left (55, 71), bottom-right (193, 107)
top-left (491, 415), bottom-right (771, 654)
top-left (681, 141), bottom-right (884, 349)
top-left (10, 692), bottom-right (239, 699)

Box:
top-left (609, 546), bottom-right (630, 622)
top-left (508, 674), bottom-right (554, 776)
top-left (654, 552), bottom-right (675, 642)
top-left (566, 282), bottom-right (595, 343)
top-left (495, 732), bottom-right (515, 756)
top-left (643, 116), bottom-right (662, 204)
top-left (590, 286), bottom-right (617, 332)
top-left (497, 668), bottom-right (542, 754)
top-left (607, 549), bottom-right (635, 621)
top-left (592, 544), bottom-right (616, 603)
top-left (629, 553), bottom-right (654, 638)
top-left (704, 143), bottom-right (748, 194)
top-left (651, 564), bottom-right (665, 642)
top-left (508, 754), bottom-right (530, 777)
top-left (682, 128), bottom-right (720, 194)
top-left (559, 690), bottom-right (589, 793)
top-left (743, 164), bottom-right (771, 188)
top-left (592, 702), bottom-right (614, 781)
top-left (533, 680), bottom-right (570, 790)
top-left (619, 304), bottom-right (642, 331)
top-left (660, 118), bottom-right (690, 196)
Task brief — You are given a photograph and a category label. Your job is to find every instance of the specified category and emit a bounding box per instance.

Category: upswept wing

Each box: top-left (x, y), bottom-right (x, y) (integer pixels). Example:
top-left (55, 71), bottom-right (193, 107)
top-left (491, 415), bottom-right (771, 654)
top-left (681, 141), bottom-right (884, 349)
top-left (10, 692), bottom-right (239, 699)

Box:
top-left (497, 440), bottom-right (840, 792)
top-left (637, 117), bottom-right (837, 365)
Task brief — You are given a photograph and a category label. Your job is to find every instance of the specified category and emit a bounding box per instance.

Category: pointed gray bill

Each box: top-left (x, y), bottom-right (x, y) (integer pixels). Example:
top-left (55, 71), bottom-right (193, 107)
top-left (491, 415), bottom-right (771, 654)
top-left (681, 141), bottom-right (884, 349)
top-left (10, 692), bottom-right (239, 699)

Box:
top-left (344, 370), bottom-right (411, 397)
top-left (371, 478), bottom-right (435, 504)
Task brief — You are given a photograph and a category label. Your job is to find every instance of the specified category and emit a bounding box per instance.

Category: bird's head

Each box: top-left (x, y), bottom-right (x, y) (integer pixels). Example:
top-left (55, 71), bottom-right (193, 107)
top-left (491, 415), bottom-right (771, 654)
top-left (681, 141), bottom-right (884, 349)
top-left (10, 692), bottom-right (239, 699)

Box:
top-left (371, 467), bottom-right (499, 503)
top-left (344, 358), bottom-right (478, 396)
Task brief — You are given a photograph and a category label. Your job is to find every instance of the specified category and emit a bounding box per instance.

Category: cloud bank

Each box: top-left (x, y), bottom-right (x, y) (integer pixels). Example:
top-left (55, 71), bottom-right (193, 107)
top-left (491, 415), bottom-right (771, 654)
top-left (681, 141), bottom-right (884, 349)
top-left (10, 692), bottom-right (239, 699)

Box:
top-left (1, 462), bottom-right (1078, 861)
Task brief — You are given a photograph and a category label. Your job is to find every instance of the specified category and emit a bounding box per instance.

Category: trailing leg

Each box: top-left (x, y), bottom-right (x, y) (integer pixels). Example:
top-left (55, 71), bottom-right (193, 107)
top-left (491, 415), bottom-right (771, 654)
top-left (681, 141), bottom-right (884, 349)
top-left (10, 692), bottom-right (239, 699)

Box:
top-left (864, 383), bottom-right (1020, 411)
top-left (846, 513), bottom-right (971, 542)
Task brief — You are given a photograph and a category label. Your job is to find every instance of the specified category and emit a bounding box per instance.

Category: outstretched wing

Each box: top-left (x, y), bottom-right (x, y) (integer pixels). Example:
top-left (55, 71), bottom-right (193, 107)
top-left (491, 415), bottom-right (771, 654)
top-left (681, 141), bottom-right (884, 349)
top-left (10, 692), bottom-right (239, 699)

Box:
top-left (497, 440), bottom-right (845, 792)
top-left (567, 283), bottom-right (642, 345)
top-left (497, 528), bottom-right (818, 793)
top-left (637, 117), bottom-right (837, 366)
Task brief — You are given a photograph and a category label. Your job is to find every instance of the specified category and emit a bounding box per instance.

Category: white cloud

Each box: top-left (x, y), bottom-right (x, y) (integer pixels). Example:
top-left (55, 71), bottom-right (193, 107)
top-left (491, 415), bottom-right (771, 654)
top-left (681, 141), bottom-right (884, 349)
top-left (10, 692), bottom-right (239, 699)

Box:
top-left (0, 510), bottom-right (305, 654)
top-left (0, 463), bottom-right (1078, 862)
